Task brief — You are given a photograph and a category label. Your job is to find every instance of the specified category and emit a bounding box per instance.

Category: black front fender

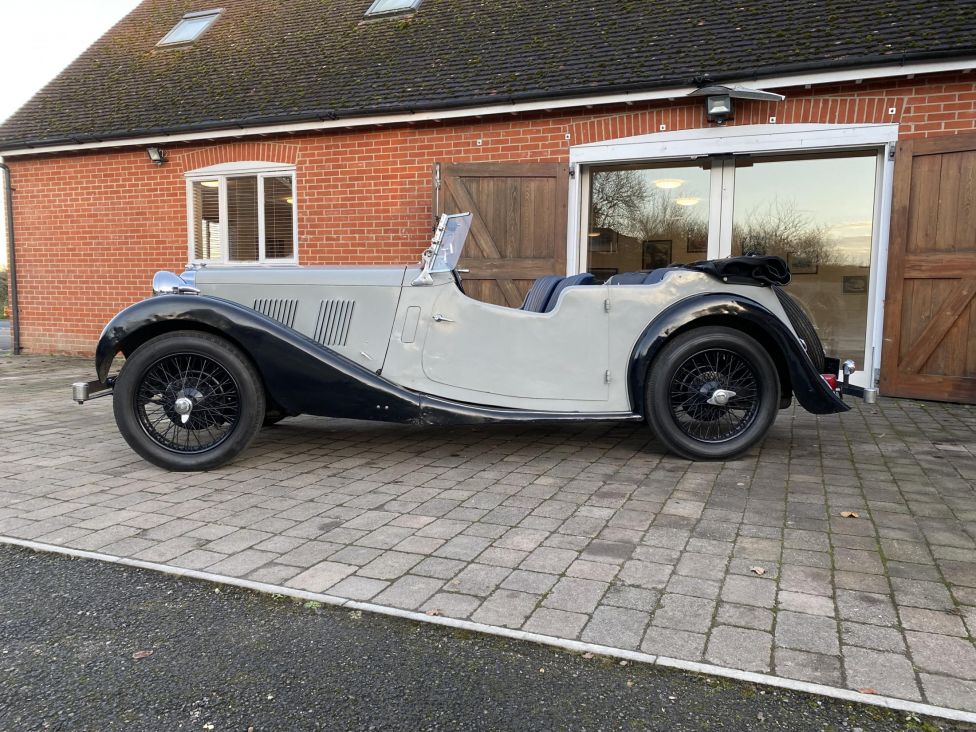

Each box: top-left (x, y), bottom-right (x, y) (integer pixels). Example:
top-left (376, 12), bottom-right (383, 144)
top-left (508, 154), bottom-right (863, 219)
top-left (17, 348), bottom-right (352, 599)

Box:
top-left (95, 294), bottom-right (424, 422)
top-left (628, 293), bottom-right (849, 417)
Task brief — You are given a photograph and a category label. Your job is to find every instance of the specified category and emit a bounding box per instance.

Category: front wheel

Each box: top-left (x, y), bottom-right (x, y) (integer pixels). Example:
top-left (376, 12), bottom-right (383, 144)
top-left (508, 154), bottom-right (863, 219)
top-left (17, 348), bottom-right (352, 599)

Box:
top-left (113, 331), bottom-right (265, 471)
top-left (645, 326), bottom-right (779, 460)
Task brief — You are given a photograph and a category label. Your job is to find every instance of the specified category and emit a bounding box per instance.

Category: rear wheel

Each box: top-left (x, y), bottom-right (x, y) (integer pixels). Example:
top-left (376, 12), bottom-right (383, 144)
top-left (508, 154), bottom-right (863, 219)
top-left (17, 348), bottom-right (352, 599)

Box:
top-left (645, 326), bottom-right (779, 460)
top-left (113, 331), bottom-right (265, 471)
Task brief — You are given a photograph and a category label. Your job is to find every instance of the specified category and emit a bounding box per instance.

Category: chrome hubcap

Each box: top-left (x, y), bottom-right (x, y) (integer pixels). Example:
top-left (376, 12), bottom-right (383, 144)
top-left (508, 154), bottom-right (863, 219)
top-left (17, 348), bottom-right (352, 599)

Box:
top-left (174, 396), bottom-right (194, 424)
top-left (706, 388), bottom-right (736, 407)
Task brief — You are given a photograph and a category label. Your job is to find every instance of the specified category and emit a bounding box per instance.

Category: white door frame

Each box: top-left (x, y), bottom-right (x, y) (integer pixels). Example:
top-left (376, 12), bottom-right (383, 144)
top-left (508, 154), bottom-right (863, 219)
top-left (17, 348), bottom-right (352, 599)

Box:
top-left (567, 123), bottom-right (899, 389)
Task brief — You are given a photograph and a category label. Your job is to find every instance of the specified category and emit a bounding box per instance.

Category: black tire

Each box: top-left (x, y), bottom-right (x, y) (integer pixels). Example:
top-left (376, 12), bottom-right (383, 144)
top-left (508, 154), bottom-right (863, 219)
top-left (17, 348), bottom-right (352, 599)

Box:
top-left (113, 330), bottom-right (265, 471)
top-left (645, 326), bottom-right (779, 461)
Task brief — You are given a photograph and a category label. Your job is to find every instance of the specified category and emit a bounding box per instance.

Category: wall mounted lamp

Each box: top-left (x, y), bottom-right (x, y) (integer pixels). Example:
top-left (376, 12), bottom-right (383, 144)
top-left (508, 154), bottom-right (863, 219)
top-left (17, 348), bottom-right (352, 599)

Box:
top-left (146, 146), bottom-right (167, 165)
top-left (687, 85), bottom-right (786, 125)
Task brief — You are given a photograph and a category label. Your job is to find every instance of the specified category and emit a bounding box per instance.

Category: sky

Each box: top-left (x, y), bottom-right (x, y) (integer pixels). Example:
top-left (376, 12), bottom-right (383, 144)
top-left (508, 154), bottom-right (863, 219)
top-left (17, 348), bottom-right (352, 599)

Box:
top-left (1, 0), bottom-right (141, 267)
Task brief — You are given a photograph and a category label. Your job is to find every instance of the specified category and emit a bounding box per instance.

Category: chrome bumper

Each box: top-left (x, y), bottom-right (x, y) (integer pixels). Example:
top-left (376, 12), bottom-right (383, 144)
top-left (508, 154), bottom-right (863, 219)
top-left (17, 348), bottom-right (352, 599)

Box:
top-left (72, 378), bottom-right (114, 404)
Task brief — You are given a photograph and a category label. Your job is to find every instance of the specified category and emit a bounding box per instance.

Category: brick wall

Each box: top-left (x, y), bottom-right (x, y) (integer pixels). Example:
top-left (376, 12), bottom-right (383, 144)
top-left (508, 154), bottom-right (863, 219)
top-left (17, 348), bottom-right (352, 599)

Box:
top-left (6, 70), bottom-right (976, 354)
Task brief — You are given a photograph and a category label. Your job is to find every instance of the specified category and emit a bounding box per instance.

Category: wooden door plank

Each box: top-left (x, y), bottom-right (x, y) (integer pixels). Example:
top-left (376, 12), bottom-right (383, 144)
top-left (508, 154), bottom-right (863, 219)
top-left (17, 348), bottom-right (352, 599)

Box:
top-left (901, 278), bottom-right (976, 374)
top-left (443, 174), bottom-right (525, 307)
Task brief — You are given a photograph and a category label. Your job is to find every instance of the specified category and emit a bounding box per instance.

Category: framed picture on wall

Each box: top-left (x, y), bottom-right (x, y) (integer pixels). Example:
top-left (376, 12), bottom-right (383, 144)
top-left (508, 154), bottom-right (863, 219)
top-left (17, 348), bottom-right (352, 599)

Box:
top-left (642, 240), bottom-right (672, 270)
top-left (787, 253), bottom-right (818, 275)
top-left (843, 275), bottom-right (868, 294)
top-left (686, 233), bottom-right (707, 254)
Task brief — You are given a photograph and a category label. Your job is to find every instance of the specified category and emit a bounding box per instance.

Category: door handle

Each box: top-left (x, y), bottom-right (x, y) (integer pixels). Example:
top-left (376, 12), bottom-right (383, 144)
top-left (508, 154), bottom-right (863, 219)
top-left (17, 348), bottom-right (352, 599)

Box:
top-left (432, 313), bottom-right (455, 323)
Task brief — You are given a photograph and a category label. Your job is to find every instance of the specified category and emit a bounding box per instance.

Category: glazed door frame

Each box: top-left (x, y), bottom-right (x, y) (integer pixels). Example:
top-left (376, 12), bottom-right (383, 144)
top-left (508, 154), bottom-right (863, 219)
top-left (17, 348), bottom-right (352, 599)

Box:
top-left (568, 124), bottom-right (898, 390)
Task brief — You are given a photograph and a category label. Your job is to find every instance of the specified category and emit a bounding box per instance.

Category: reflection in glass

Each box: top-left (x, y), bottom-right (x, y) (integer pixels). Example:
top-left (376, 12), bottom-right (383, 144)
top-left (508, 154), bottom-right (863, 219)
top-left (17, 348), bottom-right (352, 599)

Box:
top-left (192, 180), bottom-right (221, 261)
top-left (227, 177), bottom-right (259, 262)
top-left (587, 165), bottom-right (709, 282)
top-left (263, 176), bottom-right (295, 259)
top-left (731, 154), bottom-right (877, 360)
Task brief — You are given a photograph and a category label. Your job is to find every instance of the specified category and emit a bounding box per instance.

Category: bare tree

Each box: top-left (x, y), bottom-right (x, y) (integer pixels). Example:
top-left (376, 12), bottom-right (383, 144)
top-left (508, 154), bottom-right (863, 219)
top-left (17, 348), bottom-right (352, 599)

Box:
top-left (590, 170), bottom-right (647, 231)
top-left (733, 198), bottom-right (836, 265)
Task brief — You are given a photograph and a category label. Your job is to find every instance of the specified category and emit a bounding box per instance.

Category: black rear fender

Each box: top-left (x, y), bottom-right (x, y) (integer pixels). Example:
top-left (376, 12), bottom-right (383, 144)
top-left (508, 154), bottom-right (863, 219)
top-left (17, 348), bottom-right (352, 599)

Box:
top-left (628, 294), bottom-right (849, 416)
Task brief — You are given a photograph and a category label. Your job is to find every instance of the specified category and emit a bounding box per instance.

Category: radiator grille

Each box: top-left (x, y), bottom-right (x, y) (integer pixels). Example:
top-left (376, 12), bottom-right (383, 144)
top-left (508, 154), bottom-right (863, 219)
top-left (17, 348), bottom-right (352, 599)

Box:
top-left (253, 298), bottom-right (299, 329)
top-left (314, 299), bottom-right (356, 346)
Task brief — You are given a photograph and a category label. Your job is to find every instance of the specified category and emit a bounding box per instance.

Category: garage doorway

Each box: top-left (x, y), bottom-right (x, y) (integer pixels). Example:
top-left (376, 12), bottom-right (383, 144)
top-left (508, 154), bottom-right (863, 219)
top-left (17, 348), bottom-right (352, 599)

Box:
top-left (571, 125), bottom-right (898, 390)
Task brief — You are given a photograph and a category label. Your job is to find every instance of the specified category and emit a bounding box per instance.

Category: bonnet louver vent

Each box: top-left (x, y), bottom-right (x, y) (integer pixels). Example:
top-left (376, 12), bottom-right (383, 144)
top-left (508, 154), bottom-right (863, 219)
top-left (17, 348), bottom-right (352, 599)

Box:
top-left (253, 298), bottom-right (299, 328)
top-left (314, 299), bottom-right (356, 346)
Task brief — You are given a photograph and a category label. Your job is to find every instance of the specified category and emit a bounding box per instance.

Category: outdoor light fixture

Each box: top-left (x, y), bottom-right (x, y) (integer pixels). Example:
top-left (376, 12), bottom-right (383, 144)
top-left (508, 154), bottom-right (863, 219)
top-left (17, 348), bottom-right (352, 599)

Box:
top-left (146, 146), bottom-right (167, 165)
top-left (675, 196), bottom-right (701, 207)
top-left (687, 85), bottom-right (786, 125)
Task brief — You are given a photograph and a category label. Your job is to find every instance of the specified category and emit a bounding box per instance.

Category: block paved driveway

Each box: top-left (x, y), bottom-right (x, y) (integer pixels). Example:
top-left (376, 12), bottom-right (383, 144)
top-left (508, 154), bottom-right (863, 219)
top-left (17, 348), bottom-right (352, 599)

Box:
top-left (2, 355), bottom-right (975, 713)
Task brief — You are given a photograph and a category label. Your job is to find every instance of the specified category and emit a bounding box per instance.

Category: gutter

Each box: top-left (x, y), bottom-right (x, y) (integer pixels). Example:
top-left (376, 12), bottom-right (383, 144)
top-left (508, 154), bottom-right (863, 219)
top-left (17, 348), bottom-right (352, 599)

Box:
top-left (0, 160), bottom-right (19, 354)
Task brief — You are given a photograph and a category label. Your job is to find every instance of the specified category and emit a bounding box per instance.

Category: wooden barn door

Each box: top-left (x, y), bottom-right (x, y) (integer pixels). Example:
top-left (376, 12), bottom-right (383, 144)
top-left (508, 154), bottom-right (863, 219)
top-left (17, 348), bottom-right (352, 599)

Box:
top-left (881, 133), bottom-right (976, 403)
top-left (434, 162), bottom-right (569, 307)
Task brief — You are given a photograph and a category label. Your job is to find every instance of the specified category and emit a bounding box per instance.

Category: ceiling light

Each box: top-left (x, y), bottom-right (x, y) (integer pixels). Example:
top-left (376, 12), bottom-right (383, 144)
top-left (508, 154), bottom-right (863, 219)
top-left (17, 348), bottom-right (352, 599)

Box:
top-left (284, 196), bottom-right (294, 205)
top-left (654, 178), bottom-right (684, 189)
top-left (675, 196), bottom-right (701, 206)
top-left (199, 180), bottom-right (219, 188)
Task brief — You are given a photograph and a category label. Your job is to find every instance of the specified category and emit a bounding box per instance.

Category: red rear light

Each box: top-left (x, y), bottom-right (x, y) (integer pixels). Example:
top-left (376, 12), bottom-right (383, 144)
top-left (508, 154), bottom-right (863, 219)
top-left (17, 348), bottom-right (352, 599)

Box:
top-left (821, 374), bottom-right (838, 390)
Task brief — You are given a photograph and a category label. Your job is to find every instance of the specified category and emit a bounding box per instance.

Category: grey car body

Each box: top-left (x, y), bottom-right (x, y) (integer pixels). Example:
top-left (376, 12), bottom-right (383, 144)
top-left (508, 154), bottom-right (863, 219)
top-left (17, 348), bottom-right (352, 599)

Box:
top-left (76, 213), bottom-right (848, 470)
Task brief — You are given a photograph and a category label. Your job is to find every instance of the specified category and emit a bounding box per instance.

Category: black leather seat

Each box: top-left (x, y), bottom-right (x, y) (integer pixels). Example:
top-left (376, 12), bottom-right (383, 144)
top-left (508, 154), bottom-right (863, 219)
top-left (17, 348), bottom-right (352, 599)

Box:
top-left (606, 267), bottom-right (679, 285)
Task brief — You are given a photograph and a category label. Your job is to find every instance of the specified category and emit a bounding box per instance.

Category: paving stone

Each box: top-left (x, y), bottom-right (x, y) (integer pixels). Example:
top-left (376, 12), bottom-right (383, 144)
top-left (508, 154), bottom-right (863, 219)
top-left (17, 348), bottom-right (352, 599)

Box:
top-left (495, 528), bottom-right (549, 552)
top-left (327, 545), bottom-right (384, 566)
top-left (246, 563), bottom-right (303, 585)
top-left (716, 603), bottom-right (773, 632)
top-left (286, 561), bottom-right (357, 593)
top-left (433, 535), bottom-right (492, 561)
top-left (779, 565), bottom-right (832, 596)
top-left (775, 611), bottom-right (840, 655)
top-left (421, 592), bottom-right (482, 619)
top-left (523, 608), bottom-right (589, 638)
top-left (581, 606), bottom-right (649, 649)
top-left (665, 575), bottom-right (721, 600)
top-left (641, 627), bottom-right (705, 661)
top-left (617, 560), bottom-right (672, 590)
top-left (471, 590), bottom-right (539, 629)
top-left (170, 549), bottom-right (228, 571)
top-left (327, 576), bottom-right (390, 601)
top-left (840, 622), bottom-right (906, 653)
top-left (705, 626), bottom-right (772, 673)
top-left (652, 593), bottom-right (715, 633)
top-left (905, 631), bottom-right (976, 680)
top-left (278, 540), bottom-right (342, 568)
top-left (603, 585), bottom-right (660, 612)
top-left (372, 575), bottom-right (444, 610)
top-left (543, 577), bottom-right (609, 613)
top-left (202, 528), bottom-right (272, 554)
top-left (392, 535), bottom-right (444, 554)
top-left (412, 557), bottom-right (467, 580)
top-left (206, 549), bottom-right (276, 577)
top-left (843, 647), bottom-right (921, 700)
top-left (774, 648), bottom-right (843, 686)
top-left (720, 575), bottom-right (776, 608)
top-left (519, 546), bottom-right (577, 574)
top-left (890, 577), bottom-right (954, 610)
top-left (357, 551), bottom-right (424, 580)
top-left (835, 589), bottom-right (898, 627)
top-left (581, 540), bottom-right (634, 563)
top-left (777, 590), bottom-right (835, 617)
top-left (833, 570), bottom-right (891, 594)
top-left (565, 559), bottom-right (619, 582)
top-left (674, 552), bottom-right (727, 581)
top-left (501, 570), bottom-right (559, 595)
top-left (918, 674), bottom-right (976, 713)
top-left (475, 547), bottom-right (528, 568)
top-left (447, 563), bottom-right (511, 597)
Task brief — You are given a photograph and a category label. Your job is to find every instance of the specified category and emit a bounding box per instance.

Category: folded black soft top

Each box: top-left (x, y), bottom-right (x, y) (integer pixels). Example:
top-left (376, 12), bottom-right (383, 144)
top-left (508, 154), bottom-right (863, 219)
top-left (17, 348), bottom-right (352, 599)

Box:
top-left (680, 255), bottom-right (792, 287)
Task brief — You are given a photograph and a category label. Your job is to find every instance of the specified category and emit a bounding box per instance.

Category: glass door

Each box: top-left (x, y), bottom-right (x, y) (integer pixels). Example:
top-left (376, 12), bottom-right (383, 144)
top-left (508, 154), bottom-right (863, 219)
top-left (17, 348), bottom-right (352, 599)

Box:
top-left (583, 149), bottom-right (883, 386)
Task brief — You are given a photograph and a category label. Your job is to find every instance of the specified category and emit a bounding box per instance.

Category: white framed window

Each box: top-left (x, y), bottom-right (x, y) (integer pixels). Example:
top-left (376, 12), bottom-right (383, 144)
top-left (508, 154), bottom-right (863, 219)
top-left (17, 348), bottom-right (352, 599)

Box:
top-left (186, 162), bottom-right (298, 265)
top-left (365, 0), bottom-right (421, 17)
top-left (158, 9), bottom-right (222, 46)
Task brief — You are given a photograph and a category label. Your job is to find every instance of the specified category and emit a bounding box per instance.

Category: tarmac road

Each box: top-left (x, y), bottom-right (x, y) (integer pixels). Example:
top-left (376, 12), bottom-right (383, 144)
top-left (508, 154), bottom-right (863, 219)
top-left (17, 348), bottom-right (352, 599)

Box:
top-left (0, 546), bottom-right (968, 732)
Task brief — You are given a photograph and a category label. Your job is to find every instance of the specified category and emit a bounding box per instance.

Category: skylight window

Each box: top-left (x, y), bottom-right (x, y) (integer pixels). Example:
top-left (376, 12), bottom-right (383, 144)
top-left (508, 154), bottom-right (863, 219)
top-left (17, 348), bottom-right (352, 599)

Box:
top-left (158, 9), bottom-right (222, 45)
top-left (365, 0), bottom-right (422, 17)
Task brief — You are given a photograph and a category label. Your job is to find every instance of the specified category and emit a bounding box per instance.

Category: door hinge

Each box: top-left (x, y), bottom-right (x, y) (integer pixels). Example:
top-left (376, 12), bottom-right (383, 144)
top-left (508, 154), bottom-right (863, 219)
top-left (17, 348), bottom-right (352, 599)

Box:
top-left (604, 298), bottom-right (611, 312)
top-left (873, 367), bottom-right (881, 387)
top-left (569, 165), bottom-right (576, 179)
top-left (604, 369), bottom-right (612, 384)
top-left (887, 146), bottom-right (896, 161)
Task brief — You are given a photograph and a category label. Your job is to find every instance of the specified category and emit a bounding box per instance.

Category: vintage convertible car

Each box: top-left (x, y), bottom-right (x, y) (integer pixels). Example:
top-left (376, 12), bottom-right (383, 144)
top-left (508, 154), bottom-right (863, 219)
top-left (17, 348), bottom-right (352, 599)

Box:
top-left (73, 213), bottom-right (849, 471)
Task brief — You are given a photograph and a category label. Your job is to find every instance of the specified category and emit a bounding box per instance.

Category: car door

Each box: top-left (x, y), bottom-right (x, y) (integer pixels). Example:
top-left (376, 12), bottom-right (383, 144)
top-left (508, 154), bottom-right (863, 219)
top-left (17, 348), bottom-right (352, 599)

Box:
top-left (419, 283), bottom-right (610, 403)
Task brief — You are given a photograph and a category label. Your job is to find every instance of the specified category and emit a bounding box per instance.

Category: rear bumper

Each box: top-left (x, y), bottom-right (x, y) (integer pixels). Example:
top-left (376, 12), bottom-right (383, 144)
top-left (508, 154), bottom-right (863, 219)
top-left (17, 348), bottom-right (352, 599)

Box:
top-left (72, 378), bottom-right (114, 404)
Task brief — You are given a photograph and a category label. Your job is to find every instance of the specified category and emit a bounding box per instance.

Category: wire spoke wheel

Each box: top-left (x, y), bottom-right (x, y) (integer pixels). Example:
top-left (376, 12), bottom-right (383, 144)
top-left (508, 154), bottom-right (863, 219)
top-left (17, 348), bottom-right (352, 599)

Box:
top-left (134, 352), bottom-right (241, 453)
top-left (667, 347), bottom-right (761, 443)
